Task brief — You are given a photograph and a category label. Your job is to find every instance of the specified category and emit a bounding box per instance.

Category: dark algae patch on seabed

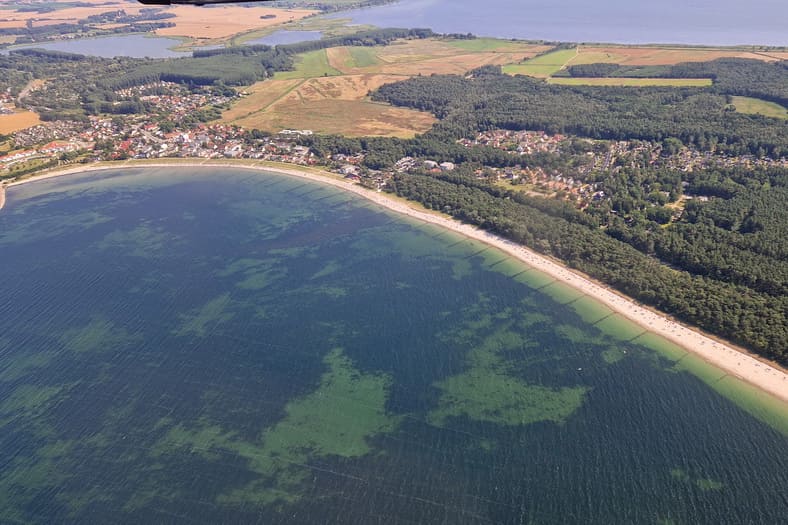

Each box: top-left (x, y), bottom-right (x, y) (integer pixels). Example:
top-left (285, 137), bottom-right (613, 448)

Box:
top-left (0, 167), bottom-right (786, 523)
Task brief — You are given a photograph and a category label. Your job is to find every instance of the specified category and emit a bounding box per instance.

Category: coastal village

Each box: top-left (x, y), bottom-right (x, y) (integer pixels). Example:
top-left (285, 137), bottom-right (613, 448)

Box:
top-left (2, 80), bottom-right (787, 211)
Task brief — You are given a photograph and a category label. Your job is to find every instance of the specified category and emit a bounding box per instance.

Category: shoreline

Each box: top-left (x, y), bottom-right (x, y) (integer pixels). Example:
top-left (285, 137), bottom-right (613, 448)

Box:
top-left (4, 160), bottom-right (788, 406)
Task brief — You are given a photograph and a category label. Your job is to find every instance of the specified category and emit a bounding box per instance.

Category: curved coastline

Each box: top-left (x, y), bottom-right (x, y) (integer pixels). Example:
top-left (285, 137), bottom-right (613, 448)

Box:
top-left (4, 160), bottom-right (788, 408)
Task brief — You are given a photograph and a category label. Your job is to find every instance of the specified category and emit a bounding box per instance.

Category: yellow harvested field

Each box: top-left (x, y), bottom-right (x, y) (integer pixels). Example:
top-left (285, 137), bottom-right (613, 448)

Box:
top-left (0, 21), bottom-right (26, 29)
top-left (234, 99), bottom-right (435, 138)
top-left (298, 75), bottom-right (412, 101)
top-left (154, 6), bottom-right (316, 40)
top-left (224, 74), bottom-right (435, 138)
top-left (569, 46), bottom-right (783, 66)
top-left (0, 0), bottom-right (314, 43)
top-left (0, 111), bottom-right (42, 134)
top-left (0, 3), bottom-right (144, 27)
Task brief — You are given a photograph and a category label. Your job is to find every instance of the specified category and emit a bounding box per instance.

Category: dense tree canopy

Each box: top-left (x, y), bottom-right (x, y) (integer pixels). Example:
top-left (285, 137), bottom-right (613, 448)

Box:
top-left (373, 62), bottom-right (788, 157)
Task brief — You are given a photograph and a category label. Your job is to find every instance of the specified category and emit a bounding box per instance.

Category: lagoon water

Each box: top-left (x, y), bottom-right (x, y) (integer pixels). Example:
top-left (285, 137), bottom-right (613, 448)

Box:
top-left (0, 168), bottom-right (786, 523)
top-left (2, 0), bottom-right (784, 61)
top-left (329, 0), bottom-right (788, 46)
top-left (0, 34), bottom-right (193, 59)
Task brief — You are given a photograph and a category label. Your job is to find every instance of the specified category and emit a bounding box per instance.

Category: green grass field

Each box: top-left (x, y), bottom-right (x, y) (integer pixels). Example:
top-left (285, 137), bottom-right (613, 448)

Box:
top-left (274, 49), bottom-right (342, 80)
top-left (448, 38), bottom-right (516, 52)
top-left (347, 46), bottom-right (381, 68)
top-left (730, 96), bottom-right (788, 119)
top-left (502, 48), bottom-right (577, 77)
top-left (547, 77), bottom-right (713, 87)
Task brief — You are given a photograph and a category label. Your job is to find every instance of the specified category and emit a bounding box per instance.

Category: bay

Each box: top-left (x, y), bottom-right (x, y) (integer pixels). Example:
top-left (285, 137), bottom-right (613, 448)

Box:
top-left (0, 34), bottom-right (213, 58)
top-left (0, 167), bottom-right (786, 523)
top-left (328, 0), bottom-right (788, 46)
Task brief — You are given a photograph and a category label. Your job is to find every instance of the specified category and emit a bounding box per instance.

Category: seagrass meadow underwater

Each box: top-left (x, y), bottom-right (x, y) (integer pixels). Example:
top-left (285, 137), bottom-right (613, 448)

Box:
top-left (0, 167), bottom-right (786, 524)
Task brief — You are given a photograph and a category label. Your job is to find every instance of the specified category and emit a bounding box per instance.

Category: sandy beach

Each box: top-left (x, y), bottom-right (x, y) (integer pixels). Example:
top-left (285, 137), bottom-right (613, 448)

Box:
top-left (4, 160), bottom-right (788, 404)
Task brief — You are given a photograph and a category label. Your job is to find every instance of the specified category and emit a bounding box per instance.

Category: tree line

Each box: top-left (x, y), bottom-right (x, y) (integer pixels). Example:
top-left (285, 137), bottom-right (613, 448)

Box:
top-left (387, 172), bottom-right (787, 364)
top-left (560, 58), bottom-right (788, 107)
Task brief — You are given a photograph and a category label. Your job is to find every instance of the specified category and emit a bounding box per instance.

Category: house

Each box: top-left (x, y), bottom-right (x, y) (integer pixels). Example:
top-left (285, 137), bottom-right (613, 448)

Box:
top-left (339, 165), bottom-right (359, 176)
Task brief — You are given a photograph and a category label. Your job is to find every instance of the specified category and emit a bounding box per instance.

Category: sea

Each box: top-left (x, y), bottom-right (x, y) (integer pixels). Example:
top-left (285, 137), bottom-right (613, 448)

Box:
top-left (329, 0), bottom-right (788, 46)
top-left (0, 167), bottom-right (786, 523)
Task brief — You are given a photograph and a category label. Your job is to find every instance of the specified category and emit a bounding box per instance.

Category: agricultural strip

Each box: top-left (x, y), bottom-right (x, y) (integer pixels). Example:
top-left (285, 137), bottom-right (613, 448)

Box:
top-left (547, 77), bottom-right (713, 87)
top-left (502, 48), bottom-right (578, 77)
top-left (567, 46), bottom-right (784, 66)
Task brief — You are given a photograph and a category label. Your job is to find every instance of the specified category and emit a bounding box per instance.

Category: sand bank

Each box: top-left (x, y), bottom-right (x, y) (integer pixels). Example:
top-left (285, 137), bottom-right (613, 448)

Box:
top-left (5, 160), bottom-right (788, 404)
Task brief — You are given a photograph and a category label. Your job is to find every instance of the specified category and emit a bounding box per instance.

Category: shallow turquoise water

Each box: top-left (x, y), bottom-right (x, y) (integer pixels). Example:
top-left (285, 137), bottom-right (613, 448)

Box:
top-left (0, 167), bottom-right (786, 524)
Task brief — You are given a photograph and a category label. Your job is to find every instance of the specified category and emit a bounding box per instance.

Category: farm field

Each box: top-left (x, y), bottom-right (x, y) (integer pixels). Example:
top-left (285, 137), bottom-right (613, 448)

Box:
top-left (446, 37), bottom-right (541, 52)
top-left (154, 5), bottom-right (316, 41)
top-left (275, 49), bottom-right (343, 80)
top-left (502, 48), bottom-right (578, 77)
top-left (224, 79), bottom-right (305, 122)
top-left (225, 38), bottom-right (548, 137)
top-left (547, 77), bottom-right (713, 87)
top-left (567, 46), bottom-right (785, 66)
top-left (327, 39), bottom-right (549, 76)
top-left (0, 2), bottom-right (144, 29)
top-left (222, 36), bottom-right (785, 138)
top-left (730, 96), bottom-right (788, 119)
top-left (224, 74), bottom-right (435, 137)
top-left (0, 0), bottom-right (315, 44)
top-left (0, 111), bottom-right (41, 135)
